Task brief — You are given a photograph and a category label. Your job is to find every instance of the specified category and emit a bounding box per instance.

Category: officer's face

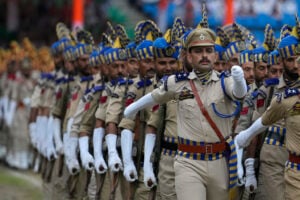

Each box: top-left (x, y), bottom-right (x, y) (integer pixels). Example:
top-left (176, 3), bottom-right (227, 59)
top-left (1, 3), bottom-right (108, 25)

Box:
top-left (187, 45), bottom-right (216, 73)
top-left (213, 60), bottom-right (228, 73)
top-left (268, 63), bottom-right (283, 79)
top-left (65, 60), bottom-right (75, 73)
top-left (91, 65), bottom-right (100, 75)
top-left (241, 61), bottom-right (255, 85)
top-left (78, 54), bottom-right (89, 69)
top-left (254, 62), bottom-right (268, 83)
top-left (110, 60), bottom-right (126, 79)
top-left (155, 57), bottom-right (178, 78)
top-left (283, 56), bottom-right (299, 80)
top-left (139, 57), bottom-right (155, 79)
top-left (54, 54), bottom-right (64, 69)
top-left (228, 53), bottom-right (240, 67)
top-left (126, 58), bottom-right (139, 78)
top-left (101, 64), bottom-right (109, 77)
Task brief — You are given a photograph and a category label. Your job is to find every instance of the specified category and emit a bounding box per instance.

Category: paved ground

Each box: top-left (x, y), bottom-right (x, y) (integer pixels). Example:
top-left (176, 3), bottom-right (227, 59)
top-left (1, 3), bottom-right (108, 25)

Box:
top-left (0, 164), bottom-right (43, 200)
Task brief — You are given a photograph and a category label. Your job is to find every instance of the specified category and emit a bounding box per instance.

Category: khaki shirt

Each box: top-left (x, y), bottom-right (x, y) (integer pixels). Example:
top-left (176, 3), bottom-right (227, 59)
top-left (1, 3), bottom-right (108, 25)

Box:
top-left (62, 75), bottom-right (91, 133)
top-left (51, 75), bottom-right (70, 118)
top-left (106, 77), bottom-right (138, 125)
top-left (69, 74), bottom-right (100, 137)
top-left (94, 79), bottom-right (118, 122)
top-left (152, 71), bottom-right (238, 143)
top-left (39, 71), bottom-right (56, 108)
top-left (118, 77), bottom-right (156, 131)
top-left (147, 99), bottom-right (178, 140)
top-left (261, 87), bottom-right (300, 154)
top-left (234, 82), bottom-right (258, 134)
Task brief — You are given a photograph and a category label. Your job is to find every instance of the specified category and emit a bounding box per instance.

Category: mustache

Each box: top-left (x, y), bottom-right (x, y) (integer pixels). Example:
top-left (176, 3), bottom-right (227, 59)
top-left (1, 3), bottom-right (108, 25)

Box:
top-left (199, 59), bottom-right (210, 63)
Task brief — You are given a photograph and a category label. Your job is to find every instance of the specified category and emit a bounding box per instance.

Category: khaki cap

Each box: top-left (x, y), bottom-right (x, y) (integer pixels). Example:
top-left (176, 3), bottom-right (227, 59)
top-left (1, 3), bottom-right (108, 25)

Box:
top-left (186, 28), bottom-right (216, 49)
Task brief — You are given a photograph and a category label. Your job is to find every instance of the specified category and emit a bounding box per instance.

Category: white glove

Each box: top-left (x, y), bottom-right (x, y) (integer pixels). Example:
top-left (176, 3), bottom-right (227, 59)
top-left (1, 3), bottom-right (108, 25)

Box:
top-left (67, 117), bottom-right (74, 135)
top-left (231, 65), bottom-right (247, 99)
top-left (143, 133), bottom-right (157, 189)
top-left (5, 100), bottom-right (16, 127)
top-left (121, 129), bottom-right (138, 182)
top-left (22, 97), bottom-right (31, 107)
top-left (124, 93), bottom-right (156, 120)
top-left (45, 115), bottom-right (57, 160)
top-left (93, 127), bottom-right (107, 174)
top-left (105, 134), bottom-right (123, 173)
top-left (36, 116), bottom-right (48, 154)
top-left (29, 122), bottom-right (37, 148)
top-left (63, 133), bottom-right (80, 175)
top-left (235, 138), bottom-right (245, 186)
top-left (236, 118), bottom-right (267, 148)
top-left (53, 117), bottom-right (64, 154)
top-left (79, 136), bottom-right (94, 171)
top-left (2, 96), bottom-right (9, 118)
top-left (244, 158), bottom-right (257, 193)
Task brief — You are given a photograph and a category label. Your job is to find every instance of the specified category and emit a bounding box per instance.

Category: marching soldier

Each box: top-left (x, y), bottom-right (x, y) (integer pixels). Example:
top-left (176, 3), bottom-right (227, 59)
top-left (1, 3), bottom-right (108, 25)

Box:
top-left (141, 17), bottom-right (186, 200)
top-left (123, 25), bottom-right (247, 200)
top-left (235, 19), bottom-right (300, 200)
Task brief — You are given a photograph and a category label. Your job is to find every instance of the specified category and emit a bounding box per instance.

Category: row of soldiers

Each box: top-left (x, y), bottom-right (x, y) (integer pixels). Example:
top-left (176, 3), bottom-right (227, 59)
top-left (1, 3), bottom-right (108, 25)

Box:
top-left (2, 4), bottom-right (300, 200)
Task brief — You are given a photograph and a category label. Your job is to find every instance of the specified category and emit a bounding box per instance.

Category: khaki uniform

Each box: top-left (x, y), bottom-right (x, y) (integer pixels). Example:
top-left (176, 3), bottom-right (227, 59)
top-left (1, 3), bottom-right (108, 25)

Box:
top-left (6, 73), bottom-right (34, 169)
top-left (234, 83), bottom-right (258, 134)
top-left (261, 85), bottom-right (300, 200)
top-left (252, 77), bottom-right (288, 200)
top-left (93, 78), bottom-right (123, 200)
top-left (50, 75), bottom-right (75, 200)
top-left (119, 77), bottom-right (159, 200)
top-left (151, 71), bottom-right (238, 200)
top-left (147, 99), bottom-right (178, 200)
top-left (39, 72), bottom-right (56, 109)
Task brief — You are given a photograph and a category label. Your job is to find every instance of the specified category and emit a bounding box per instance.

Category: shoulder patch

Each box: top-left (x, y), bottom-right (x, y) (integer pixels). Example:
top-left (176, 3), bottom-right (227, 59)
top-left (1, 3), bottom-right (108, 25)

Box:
top-left (274, 92), bottom-right (282, 103)
top-left (284, 88), bottom-right (300, 99)
top-left (264, 78), bottom-right (279, 87)
top-left (175, 72), bottom-right (189, 82)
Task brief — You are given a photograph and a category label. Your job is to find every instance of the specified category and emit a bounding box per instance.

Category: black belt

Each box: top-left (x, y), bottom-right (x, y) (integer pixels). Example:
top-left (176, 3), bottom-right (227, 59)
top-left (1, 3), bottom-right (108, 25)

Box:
top-left (162, 140), bottom-right (178, 151)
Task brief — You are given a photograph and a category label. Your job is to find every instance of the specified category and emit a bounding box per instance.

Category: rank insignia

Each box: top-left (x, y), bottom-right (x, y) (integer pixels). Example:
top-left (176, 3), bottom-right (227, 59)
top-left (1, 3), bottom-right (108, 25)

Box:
top-left (289, 102), bottom-right (300, 116)
top-left (284, 88), bottom-right (300, 98)
top-left (179, 87), bottom-right (194, 100)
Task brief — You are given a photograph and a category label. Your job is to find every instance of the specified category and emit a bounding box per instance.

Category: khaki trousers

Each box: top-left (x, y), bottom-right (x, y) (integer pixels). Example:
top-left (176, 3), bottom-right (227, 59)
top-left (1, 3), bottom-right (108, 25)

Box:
top-left (174, 156), bottom-right (229, 200)
top-left (255, 144), bottom-right (288, 200)
top-left (158, 154), bottom-right (176, 200)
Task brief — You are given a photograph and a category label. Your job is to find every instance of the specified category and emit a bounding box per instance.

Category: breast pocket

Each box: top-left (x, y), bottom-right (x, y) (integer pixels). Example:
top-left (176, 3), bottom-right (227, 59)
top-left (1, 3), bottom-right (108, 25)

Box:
top-left (179, 100), bottom-right (196, 119)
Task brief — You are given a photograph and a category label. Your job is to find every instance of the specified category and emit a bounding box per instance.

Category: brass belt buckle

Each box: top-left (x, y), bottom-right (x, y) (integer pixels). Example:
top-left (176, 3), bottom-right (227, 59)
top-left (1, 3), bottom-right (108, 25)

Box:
top-left (205, 144), bottom-right (213, 154)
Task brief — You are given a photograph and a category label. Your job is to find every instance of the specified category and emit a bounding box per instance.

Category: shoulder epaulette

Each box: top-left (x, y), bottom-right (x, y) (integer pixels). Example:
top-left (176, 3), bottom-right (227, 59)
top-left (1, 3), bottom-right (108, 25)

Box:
top-left (84, 88), bottom-right (91, 95)
top-left (80, 76), bottom-right (93, 82)
top-left (68, 76), bottom-right (75, 82)
top-left (91, 85), bottom-right (105, 93)
top-left (55, 77), bottom-right (67, 84)
top-left (41, 73), bottom-right (55, 80)
top-left (284, 88), bottom-right (300, 99)
top-left (136, 79), bottom-right (152, 89)
top-left (264, 78), bottom-right (279, 87)
top-left (118, 78), bottom-right (134, 86)
top-left (251, 89), bottom-right (266, 99)
top-left (175, 72), bottom-right (189, 82)
top-left (110, 78), bottom-right (119, 86)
